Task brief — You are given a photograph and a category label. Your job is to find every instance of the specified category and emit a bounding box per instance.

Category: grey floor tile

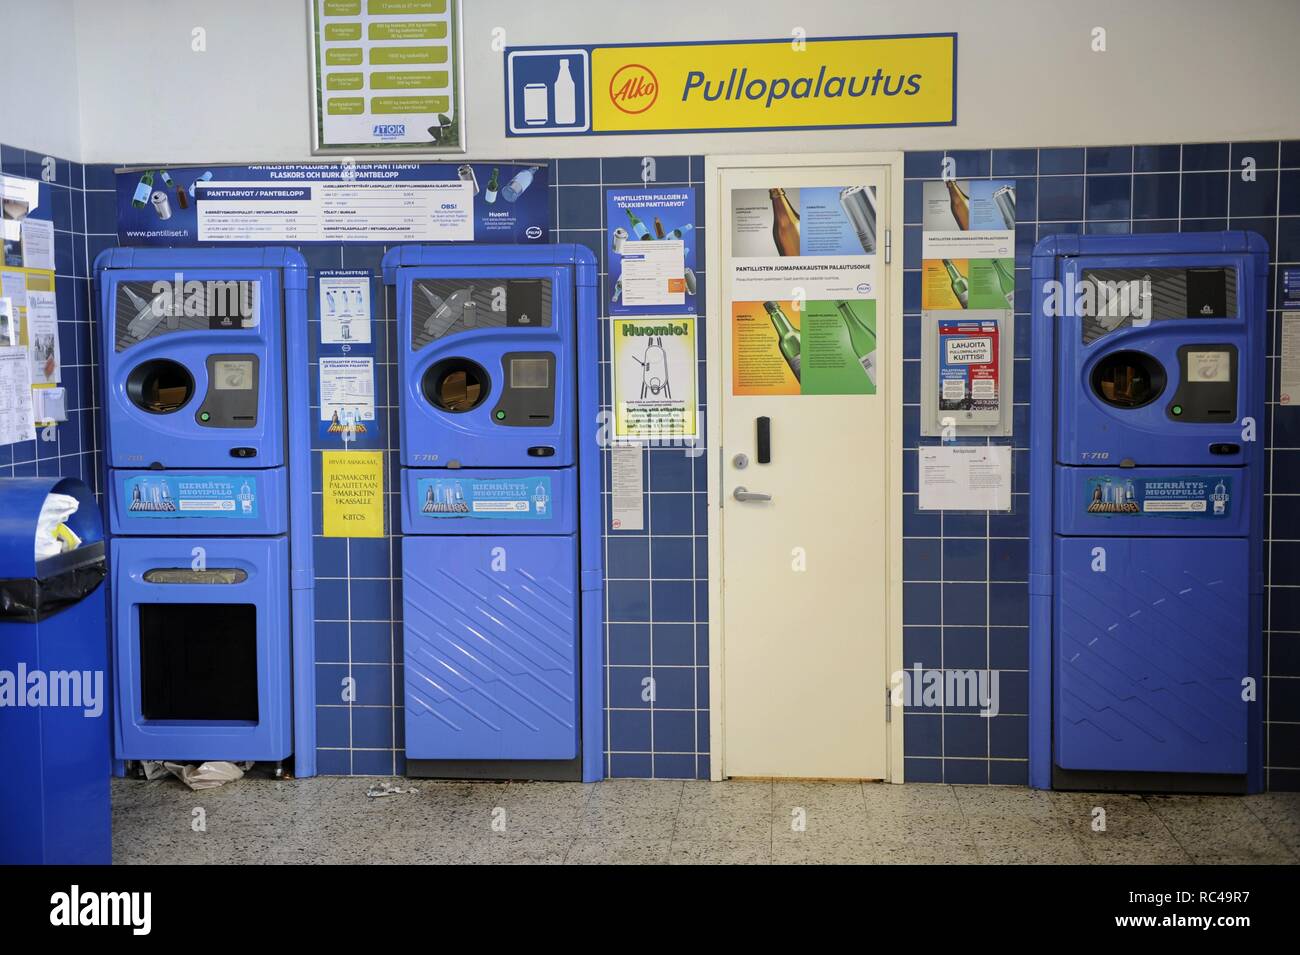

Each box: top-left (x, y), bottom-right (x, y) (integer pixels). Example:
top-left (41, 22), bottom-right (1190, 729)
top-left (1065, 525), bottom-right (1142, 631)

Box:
top-left (954, 785), bottom-right (1058, 819)
top-left (863, 781), bottom-right (961, 815)
top-left (673, 806), bottom-right (772, 844)
top-left (670, 840), bottom-right (773, 865)
top-left (771, 836), bottom-right (877, 865)
top-left (566, 839), bottom-right (670, 864)
top-left (578, 805), bottom-right (678, 841)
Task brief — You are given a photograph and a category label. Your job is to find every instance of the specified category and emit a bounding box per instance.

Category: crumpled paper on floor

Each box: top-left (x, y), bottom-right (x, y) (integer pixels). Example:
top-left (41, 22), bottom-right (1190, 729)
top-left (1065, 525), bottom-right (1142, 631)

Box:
top-left (366, 782), bottom-right (419, 799)
top-left (140, 760), bottom-right (254, 790)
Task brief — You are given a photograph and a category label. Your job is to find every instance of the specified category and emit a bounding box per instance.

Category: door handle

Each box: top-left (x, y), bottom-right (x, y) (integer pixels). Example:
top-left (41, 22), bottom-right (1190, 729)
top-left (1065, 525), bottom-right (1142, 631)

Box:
top-left (733, 486), bottom-right (772, 503)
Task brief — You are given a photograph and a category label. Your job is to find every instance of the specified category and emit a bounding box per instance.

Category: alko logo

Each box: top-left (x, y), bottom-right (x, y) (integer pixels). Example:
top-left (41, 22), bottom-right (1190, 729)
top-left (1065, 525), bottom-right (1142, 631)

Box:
top-left (609, 64), bottom-right (658, 114)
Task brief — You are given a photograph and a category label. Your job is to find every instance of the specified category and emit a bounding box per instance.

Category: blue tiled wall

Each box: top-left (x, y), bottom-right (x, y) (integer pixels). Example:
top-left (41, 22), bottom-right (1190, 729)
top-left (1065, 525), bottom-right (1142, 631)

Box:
top-left (900, 143), bottom-right (1300, 791)
top-left (66, 143), bottom-right (1300, 790)
top-left (0, 142), bottom-right (102, 492)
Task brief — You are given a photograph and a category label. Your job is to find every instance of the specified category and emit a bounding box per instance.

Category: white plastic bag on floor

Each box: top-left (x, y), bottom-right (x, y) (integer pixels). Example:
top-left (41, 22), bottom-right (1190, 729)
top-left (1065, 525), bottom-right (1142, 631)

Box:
top-left (147, 760), bottom-right (253, 790)
top-left (35, 493), bottom-right (80, 560)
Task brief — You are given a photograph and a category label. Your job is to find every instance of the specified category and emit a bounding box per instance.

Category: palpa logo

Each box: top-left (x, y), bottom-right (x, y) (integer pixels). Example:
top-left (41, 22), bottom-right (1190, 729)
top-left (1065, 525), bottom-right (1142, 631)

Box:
top-left (609, 64), bottom-right (658, 114)
top-left (525, 225), bottom-right (543, 239)
top-left (372, 123), bottom-right (406, 138)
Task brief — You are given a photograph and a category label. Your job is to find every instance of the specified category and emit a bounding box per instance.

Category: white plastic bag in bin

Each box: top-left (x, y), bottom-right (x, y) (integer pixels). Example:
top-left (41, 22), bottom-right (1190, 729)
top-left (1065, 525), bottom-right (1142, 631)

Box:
top-left (35, 493), bottom-right (80, 561)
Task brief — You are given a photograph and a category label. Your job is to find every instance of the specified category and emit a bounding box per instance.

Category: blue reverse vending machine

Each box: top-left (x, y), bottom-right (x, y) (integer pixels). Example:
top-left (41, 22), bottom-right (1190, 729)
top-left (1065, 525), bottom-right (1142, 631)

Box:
top-left (383, 244), bottom-right (604, 782)
top-left (95, 248), bottom-right (315, 772)
top-left (1029, 232), bottom-right (1268, 793)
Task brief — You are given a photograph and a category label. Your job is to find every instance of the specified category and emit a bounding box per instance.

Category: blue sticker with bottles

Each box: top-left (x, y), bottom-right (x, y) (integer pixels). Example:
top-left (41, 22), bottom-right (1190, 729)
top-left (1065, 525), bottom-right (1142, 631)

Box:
top-left (1084, 474), bottom-right (1232, 518)
top-left (416, 475), bottom-right (552, 520)
top-left (123, 474), bottom-right (259, 519)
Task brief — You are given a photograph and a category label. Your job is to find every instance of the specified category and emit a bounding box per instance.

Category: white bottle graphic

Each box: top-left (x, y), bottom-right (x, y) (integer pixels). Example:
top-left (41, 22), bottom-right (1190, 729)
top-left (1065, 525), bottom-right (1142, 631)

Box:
top-left (554, 59), bottom-right (576, 125)
top-left (534, 483), bottom-right (548, 514)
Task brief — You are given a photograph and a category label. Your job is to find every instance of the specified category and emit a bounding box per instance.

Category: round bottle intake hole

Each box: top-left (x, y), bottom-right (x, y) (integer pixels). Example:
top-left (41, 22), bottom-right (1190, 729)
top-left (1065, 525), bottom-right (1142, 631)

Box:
top-left (422, 357), bottom-right (490, 413)
top-left (1091, 349), bottom-right (1167, 409)
top-left (126, 358), bottom-right (195, 414)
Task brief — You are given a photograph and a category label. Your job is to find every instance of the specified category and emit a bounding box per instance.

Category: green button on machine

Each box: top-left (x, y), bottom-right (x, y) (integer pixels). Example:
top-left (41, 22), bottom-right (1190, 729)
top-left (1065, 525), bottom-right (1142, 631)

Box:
top-left (495, 410), bottom-right (506, 420)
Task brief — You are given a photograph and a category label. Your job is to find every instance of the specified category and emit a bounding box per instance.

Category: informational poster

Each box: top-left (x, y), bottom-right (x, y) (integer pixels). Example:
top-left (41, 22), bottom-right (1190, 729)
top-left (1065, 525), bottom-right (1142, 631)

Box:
top-left (20, 218), bottom-right (55, 271)
top-left (919, 445), bottom-right (1012, 511)
top-left (416, 475), bottom-right (552, 520)
top-left (319, 270), bottom-right (372, 344)
top-left (732, 299), bottom-right (876, 396)
top-left (1, 175), bottom-right (40, 243)
top-left (0, 298), bottom-right (15, 346)
top-left (115, 162), bottom-right (548, 246)
top-left (1280, 311), bottom-right (1300, 405)
top-left (322, 450), bottom-right (385, 537)
top-left (1084, 475), bottom-right (1232, 518)
top-left (504, 34), bottom-right (956, 137)
top-left (937, 318), bottom-right (1000, 422)
top-left (610, 315), bottom-right (697, 439)
top-left (123, 474), bottom-right (259, 519)
top-left (922, 179), bottom-right (1015, 310)
top-left (319, 356), bottom-right (376, 439)
top-left (1281, 268), bottom-right (1300, 309)
top-left (609, 443), bottom-right (645, 531)
top-left (0, 346), bottom-right (35, 447)
top-left (729, 183), bottom-right (879, 397)
top-left (25, 290), bottom-right (60, 385)
top-left (309, 0), bottom-right (463, 153)
top-left (606, 187), bottom-right (695, 315)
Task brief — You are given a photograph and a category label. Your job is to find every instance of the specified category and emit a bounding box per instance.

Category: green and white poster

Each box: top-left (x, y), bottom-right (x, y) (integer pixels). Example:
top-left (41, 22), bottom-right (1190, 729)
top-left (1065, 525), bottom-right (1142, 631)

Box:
top-left (731, 299), bottom-right (877, 396)
top-left (610, 316), bottom-right (698, 439)
top-left (309, 0), bottom-right (464, 153)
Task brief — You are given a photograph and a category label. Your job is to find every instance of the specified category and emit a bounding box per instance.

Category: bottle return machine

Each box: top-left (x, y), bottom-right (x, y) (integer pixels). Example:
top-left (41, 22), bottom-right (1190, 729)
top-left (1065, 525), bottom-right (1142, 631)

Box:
top-left (95, 248), bottom-right (315, 770)
top-left (384, 244), bottom-right (603, 782)
top-left (1029, 232), bottom-right (1268, 793)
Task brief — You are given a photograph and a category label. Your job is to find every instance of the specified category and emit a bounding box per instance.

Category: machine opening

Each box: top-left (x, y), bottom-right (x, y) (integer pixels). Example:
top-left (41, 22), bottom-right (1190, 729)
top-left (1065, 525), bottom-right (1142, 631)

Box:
top-left (127, 358), bottom-right (195, 414)
top-left (423, 357), bottom-right (490, 413)
top-left (139, 603), bottom-right (259, 721)
top-left (1091, 350), bottom-right (1167, 408)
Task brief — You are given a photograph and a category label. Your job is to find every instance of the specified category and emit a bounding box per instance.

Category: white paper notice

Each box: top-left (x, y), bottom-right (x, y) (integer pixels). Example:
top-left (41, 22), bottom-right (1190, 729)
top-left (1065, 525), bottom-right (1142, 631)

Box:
top-left (0, 174), bottom-right (40, 242)
top-left (610, 443), bottom-right (645, 531)
top-left (1280, 311), bottom-right (1300, 405)
top-left (0, 270), bottom-right (28, 311)
top-left (319, 274), bottom-right (372, 345)
top-left (0, 346), bottom-right (36, 446)
top-left (319, 356), bottom-right (376, 423)
top-left (25, 290), bottom-right (60, 385)
top-left (919, 445), bottom-right (1012, 511)
top-left (20, 218), bottom-right (55, 271)
top-left (0, 298), bottom-right (15, 346)
top-left (619, 239), bottom-right (686, 307)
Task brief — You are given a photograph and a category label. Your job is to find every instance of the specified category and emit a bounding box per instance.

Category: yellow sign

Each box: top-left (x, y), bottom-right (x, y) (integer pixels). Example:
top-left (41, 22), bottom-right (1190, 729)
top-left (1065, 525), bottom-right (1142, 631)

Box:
top-left (589, 34), bottom-right (955, 134)
top-left (322, 450), bottom-right (385, 537)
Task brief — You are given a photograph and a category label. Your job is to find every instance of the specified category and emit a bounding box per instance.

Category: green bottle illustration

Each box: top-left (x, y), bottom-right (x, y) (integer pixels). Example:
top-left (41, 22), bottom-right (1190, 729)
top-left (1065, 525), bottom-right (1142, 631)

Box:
top-left (625, 207), bottom-right (649, 239)
top-left (942, 258), bottom-right (970, 308)
top-left (159, 169), bottom-right (176, 189)
top-left (992, 259), bottom-right (1015, 307)
top-left (485, 167), bottom-right (500, 203)
top-left (131, 170), bottom-right (155, 208)
top-left (763, 301), bottom-right (801, 380)
top-left (836, 301), bottom-right (877, 383)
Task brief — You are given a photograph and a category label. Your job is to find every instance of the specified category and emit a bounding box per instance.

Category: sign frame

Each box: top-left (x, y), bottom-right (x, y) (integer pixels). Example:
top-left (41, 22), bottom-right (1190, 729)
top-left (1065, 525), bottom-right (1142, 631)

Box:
top-left (307, 0), bottom-right (467, 156)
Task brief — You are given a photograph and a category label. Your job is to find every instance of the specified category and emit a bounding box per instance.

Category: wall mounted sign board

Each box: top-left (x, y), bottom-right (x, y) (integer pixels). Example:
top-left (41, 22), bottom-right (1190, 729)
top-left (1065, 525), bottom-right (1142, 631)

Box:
top-left (504, 33), bottom-right (956, 137)
top-left (308, 0), bottom-right (464, 153)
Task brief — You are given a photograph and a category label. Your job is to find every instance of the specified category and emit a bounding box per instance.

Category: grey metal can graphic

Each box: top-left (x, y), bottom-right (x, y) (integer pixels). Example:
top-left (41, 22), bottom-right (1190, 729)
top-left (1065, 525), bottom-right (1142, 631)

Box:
top-left (683, 267), bottom-right (698, 296)
top-left (151, 190), bottom-right (172, 220)
top-left (839, 186), bottom-right (876, 254)
top-left (457, 164), bottom-right (479, 196)
top-left (612, 227), bottom-right (628, 254)
top-left (992, 185), bottom-right (1016, 231)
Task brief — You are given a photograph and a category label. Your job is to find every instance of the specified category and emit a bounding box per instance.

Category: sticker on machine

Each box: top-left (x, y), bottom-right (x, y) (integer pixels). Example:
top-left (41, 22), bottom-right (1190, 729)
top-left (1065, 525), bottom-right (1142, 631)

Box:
top-left (417, 476), bottom-right (553, 520)
top-left (1084, 475), bottom-right (1232, 518)
top-left (123, 474), bottom-right (258, 518)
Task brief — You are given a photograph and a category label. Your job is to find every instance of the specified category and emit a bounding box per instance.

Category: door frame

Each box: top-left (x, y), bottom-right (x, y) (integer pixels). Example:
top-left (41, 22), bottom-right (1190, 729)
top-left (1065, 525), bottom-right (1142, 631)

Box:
top-left (704, 151), bottom-right (905, 783)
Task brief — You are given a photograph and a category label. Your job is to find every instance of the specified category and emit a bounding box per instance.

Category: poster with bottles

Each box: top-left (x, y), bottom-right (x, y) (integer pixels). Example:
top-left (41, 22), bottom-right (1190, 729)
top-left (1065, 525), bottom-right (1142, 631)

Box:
top-left (921, 179), bottom-right (1016, 310)
top-left (115, 162), bottom-right (548, 246)
top-left (606, 188), bottom-right (696, 316)
top-left (309, 0), bottom-right (464, 153)
top-left (610, 315), bottom-right (698, 439)
top-left (731, 299), bottom-right (876, 396)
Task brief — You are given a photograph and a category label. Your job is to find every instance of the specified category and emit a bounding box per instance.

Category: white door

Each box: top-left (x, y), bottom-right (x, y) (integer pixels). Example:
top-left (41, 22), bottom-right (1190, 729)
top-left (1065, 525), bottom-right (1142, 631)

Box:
top-left (708, 157), bottom-right (901, 780)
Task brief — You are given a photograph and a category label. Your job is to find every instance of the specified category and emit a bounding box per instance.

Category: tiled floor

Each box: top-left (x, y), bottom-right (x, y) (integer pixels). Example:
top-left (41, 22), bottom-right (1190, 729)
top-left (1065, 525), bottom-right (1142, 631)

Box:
top-left (110, 777), bottom-right (1300, 865)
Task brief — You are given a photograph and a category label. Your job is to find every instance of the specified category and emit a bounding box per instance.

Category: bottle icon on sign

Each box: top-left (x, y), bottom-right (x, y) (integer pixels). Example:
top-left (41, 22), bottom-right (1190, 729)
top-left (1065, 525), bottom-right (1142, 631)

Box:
top-left (653, 216), bottom-right (666, 239)
top-left (501, 166), bottom-right (538, 202)
top-left (626, 207), bottom-right (649, 239)
top-left (836, 301), bottom-right (877, 384)
top-left (769, 188), bottom-right (801, 256)
top-left (485, 168), bottom-right (500, 204)
top-left (992, 259), bottom-right (1016, 307)
top-left (131, 171), bottom-right (155, 208)
top-left (424, 485), bottom-right (434, 511)
top-left (239, 481), bottom-right (253, 513)
top-left (942, 259), bottom-right (970, 308)
top-left (554, 59), bottom-right (576, 125)
top-left (1213, 480), bottom-right (1228, 515)
top-left (945, 179), bottom-right (970, 230)
top-left (534, 483), bottom-right (548, 514)
top-left (188, 171), bottom-right (213, 199)
top-left (763, 301), bottom-right (802, 380)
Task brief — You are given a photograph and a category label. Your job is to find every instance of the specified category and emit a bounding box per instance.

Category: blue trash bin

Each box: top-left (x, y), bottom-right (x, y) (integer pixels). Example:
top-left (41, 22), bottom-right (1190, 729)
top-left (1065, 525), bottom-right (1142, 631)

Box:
top-left (0, 477), bottom-right (111, 864)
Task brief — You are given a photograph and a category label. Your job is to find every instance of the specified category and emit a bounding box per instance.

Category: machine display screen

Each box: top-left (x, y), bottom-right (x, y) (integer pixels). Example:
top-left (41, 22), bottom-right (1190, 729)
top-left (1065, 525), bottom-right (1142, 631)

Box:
top-left (213, 359), bottom-right (254, 390)
top-left (510, 357), bottom-right (549, 389)
top-left (1187, 350), bottom-right (1231, 383)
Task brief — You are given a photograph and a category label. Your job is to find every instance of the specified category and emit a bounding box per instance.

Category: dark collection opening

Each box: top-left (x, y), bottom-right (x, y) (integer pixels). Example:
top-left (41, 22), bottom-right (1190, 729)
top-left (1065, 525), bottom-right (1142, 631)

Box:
top-left (423, 356), bottom-right (490, 412)
top-left (139, 603), bottom-right (259, 722)
top-left (1091, 349), bottom-right (1167, 409)
top-left (126, 358), bottom-right (195, 414)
